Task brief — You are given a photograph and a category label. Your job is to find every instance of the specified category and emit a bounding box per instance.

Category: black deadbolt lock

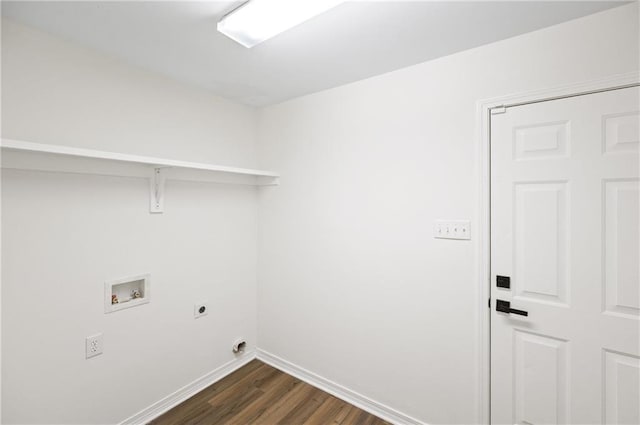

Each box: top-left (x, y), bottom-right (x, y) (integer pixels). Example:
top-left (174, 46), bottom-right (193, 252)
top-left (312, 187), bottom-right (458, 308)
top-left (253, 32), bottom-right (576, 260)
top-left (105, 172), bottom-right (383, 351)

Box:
top-left (496, 275), bottom-right (510, 289)
top-left (199, 306), bottom-right (206, 314)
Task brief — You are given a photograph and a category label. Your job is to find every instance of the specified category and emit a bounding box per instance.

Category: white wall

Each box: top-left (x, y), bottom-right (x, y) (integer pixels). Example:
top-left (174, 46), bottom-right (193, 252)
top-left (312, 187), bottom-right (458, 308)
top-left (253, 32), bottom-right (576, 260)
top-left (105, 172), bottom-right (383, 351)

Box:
top-left (1, 19), bottom-right (258, 167)
top-left (256, 4), bottom-right (639, 424)
top-left (2, 20), bottom-right (259, 424)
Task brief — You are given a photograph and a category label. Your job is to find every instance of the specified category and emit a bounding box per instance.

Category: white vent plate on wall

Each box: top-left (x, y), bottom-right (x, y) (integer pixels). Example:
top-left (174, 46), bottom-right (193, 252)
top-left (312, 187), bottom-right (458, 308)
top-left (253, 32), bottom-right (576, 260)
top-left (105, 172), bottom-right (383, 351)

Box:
top-left (105, 274), bottom-right (150, 313)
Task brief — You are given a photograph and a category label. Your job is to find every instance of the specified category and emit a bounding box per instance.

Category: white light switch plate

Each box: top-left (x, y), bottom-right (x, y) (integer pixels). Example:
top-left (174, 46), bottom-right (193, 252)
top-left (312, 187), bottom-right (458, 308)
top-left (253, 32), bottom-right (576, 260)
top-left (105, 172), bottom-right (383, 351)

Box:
top-left (434, 220), bottom-right (471, 240)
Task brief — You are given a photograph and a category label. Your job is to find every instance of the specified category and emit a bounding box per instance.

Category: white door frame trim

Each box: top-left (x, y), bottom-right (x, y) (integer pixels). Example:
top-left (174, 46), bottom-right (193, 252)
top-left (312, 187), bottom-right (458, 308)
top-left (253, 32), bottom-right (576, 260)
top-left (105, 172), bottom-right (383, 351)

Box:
top-left (475, 71), bottom-right (640, 424)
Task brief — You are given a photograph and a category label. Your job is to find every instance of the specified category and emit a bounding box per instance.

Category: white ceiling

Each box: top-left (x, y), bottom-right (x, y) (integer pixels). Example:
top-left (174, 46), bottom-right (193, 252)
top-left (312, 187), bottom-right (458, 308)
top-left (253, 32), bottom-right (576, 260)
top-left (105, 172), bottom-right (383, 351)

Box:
top-left (2, 1), bottom-right (627, 106)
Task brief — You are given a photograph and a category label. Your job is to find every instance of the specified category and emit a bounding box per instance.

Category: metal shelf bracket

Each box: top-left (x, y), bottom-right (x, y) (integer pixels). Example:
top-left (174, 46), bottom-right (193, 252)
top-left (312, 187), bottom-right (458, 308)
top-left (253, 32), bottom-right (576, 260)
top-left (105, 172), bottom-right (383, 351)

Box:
top-left (149, 167), bottom-right (167, 214)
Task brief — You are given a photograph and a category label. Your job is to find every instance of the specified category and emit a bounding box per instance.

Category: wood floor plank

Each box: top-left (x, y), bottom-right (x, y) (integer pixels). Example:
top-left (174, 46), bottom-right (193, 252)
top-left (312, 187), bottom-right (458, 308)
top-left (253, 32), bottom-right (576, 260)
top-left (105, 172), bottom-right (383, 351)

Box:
top-left (190, 386), bottom-right (264, 425)
top-left (276, 385), bottom-right (329, 424)
top-left (148, 360), bottom-right (390, 425)
top-left (207, 363), bottom-right (278, 407)
top-left (252, 378), bottom-right (317, 424)
top-left (227, 373), bottom-right (300, 425)
top-left (201, 364), bottom-right (281, 424)
top-left (342, 405), bottom-right (376, 424)
top-left (202, 359), bottom-right (265, 400)
top-left (302, 395), bottom-right (345, 425)
top-left (332, 402), bottom-right (356, 425)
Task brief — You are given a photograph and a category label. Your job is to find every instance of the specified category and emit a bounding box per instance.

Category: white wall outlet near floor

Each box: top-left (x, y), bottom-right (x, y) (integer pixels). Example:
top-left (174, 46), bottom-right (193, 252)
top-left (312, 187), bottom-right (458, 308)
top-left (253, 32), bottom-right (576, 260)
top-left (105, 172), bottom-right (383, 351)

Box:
top-left (434, 220), bottom-right (471, 240)
top-left (86, 333), bottom-right (103, 359)
top-left (194, 302), bottom-right (208, 319)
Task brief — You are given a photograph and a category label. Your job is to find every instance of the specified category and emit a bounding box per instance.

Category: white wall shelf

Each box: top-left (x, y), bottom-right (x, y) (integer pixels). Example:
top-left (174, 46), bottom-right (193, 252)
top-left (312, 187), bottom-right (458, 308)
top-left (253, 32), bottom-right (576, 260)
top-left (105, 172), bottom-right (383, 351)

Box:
top-left (1, 139), bottom-right (280, 213)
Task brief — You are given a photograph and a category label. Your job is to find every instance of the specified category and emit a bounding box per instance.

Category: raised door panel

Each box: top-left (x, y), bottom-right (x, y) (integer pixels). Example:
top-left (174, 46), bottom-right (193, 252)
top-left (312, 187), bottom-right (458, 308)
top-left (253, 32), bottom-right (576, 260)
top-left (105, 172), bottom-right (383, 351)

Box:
top-left (514, 182), bottom-right (569, 305)
top-left (604, 350), bottom-right (640, 424)
top-left (514, 121), bottom-right (570, 160)
top-left (604, 179), bottom-right (640, 318)
top-left (603, 112), bottom-right (640, 154)
top-left (514, 330), bottom-right (569, 425)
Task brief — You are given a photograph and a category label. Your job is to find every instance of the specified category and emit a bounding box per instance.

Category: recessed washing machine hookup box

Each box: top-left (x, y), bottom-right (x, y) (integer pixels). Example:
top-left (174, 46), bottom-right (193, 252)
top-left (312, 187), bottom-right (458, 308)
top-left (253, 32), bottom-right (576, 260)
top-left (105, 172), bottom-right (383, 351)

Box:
top-left (104, 274), bottom-right (150, 313)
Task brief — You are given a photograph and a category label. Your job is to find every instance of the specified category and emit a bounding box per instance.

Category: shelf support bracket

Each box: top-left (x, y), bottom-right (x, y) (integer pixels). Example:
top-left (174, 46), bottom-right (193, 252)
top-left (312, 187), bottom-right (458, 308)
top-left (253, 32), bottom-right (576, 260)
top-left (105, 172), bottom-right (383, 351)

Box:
top-left (149, 167), bottom-right (167, 214)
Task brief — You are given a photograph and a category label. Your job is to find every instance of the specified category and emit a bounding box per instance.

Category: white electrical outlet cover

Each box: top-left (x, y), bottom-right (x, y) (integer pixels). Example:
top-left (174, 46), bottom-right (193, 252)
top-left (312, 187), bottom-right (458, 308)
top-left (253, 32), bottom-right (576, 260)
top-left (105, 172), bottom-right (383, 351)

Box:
top-left (86, 333), bottom-right (103, 359)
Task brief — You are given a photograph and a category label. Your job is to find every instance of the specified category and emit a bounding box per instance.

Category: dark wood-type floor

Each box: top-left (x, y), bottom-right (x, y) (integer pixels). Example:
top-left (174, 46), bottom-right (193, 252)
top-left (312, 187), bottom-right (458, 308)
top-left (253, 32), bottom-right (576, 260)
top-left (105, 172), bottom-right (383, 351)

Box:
top-left (150, 360), bottom-right (390, 425)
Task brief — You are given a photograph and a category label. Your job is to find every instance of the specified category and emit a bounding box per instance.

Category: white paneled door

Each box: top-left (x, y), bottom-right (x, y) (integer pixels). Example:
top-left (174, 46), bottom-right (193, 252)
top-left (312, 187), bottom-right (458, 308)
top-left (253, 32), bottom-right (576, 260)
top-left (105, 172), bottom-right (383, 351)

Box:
top-left (491, 86), bottom-right (640, 425)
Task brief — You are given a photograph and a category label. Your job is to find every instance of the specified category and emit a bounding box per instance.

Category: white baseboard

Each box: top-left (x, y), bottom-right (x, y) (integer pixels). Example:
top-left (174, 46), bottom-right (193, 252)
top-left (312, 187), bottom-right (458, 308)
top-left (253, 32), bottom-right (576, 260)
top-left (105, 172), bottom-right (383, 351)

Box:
top-left (256, 349), bottom-right (425, 425)
top-left (119, 351), bottom-right (256, 425)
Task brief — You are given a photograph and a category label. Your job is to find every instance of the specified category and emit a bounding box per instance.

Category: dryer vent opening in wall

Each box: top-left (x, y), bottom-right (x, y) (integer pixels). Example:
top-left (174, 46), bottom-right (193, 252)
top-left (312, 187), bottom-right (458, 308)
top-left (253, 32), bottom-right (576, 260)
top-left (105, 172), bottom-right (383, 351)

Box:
top-left (233, 339), bottom-right (247, 353)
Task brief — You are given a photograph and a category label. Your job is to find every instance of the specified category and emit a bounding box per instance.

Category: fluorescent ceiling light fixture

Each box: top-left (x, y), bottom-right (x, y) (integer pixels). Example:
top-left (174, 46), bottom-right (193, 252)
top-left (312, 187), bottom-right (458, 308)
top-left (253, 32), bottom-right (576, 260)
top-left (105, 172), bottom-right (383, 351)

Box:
top-left (218, 0), bottom-right (345, 48)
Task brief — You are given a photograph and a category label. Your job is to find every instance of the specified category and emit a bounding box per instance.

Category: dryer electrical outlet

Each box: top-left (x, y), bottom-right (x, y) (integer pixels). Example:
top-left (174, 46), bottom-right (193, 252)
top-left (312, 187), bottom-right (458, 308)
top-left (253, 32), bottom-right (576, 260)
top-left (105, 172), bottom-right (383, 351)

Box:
top-left (194, 302), bottom-right (208, 318)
